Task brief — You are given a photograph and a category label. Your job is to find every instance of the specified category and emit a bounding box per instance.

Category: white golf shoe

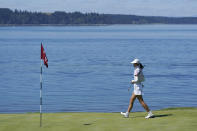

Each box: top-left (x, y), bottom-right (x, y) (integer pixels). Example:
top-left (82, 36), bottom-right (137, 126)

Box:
top-left (145, 111), bottom-right (154, 119)
top-left (121, 112), bottom-right (129, 118)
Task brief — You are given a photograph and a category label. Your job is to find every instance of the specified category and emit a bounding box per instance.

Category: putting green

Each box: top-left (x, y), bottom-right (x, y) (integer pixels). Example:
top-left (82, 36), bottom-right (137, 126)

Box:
top-left (0, 107), bottom-right (196, 131)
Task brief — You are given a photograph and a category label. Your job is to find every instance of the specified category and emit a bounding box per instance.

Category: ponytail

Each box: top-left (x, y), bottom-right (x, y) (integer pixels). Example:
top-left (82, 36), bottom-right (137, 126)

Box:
top-left (139, 63), bottom-right (144, 69)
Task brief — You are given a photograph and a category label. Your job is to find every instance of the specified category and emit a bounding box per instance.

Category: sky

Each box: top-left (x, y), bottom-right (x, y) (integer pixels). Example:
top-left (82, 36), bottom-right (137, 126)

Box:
top-left (0, 0), bottom-right (197, 17)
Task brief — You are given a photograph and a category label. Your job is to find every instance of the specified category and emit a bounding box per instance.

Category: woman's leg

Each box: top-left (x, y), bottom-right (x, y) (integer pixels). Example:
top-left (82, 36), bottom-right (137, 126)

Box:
top-left (136, 95), bottom-right (150, 112)
top-left (127, 93), bottom-right (137, 112)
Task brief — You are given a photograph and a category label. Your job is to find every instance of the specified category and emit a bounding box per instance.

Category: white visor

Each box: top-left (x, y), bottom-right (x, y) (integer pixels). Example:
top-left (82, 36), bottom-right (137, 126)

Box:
top-left (131, 59), bottom-right (140, 64)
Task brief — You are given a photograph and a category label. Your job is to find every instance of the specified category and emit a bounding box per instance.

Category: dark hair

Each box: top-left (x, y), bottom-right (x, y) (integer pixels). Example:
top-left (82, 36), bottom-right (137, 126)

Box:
top-left (139, 63), bottom-right (144, 69)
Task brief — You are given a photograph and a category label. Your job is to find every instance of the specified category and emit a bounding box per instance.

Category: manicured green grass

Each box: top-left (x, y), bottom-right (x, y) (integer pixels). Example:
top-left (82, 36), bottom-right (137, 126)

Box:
top-left (0, 107), bottom-right (196, 131)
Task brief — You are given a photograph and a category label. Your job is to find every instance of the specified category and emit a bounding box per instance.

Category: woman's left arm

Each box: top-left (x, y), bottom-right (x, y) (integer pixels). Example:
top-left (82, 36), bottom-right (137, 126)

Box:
top-left (131, 68), bottom-right (140, 84)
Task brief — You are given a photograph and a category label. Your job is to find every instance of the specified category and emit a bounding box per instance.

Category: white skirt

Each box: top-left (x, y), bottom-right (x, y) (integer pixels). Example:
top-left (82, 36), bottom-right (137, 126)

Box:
top-left (133, 83), bottom-right (143, 95)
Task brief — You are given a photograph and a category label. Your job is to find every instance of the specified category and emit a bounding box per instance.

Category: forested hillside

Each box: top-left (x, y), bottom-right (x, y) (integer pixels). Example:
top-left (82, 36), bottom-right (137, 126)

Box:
top-left (1, 8), bottom-right (197, 25)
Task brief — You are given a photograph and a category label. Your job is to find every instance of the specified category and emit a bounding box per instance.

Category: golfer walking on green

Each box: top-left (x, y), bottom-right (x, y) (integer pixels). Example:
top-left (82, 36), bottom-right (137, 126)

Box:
top-left (121, 58), bottom-right (154, 118)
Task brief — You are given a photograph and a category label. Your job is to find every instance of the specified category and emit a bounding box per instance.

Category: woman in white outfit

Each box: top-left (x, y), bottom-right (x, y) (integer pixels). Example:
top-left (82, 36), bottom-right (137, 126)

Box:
top-left (121, 59), bottom-right (154, 118)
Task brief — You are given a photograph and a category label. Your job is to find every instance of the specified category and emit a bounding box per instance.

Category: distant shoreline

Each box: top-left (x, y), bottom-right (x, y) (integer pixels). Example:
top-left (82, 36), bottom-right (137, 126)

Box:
top-left (1, 8), bottom-right (197, 25)
top-left (1, 23), bottom-right (197, 27)
top-left (0, 24), bottom-right (111, 27)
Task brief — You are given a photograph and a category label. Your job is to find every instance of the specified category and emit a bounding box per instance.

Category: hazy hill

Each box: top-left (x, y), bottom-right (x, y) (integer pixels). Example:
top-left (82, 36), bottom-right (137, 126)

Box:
top-left (1, 8), bottom-right (197, 25)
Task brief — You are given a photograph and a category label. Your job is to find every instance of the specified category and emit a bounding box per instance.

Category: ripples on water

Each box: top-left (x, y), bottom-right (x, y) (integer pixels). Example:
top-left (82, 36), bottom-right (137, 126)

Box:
top-left (0, 25), bottom-right (197, 113)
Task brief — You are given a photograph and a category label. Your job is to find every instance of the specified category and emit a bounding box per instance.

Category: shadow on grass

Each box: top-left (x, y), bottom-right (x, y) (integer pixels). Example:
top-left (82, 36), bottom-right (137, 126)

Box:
top-left (132, 114), bottom-right (173, 118)
top-left (83, 121), bottom-right (97, 126)
top-left (83, 123), bottom-right (93, 126)
top-left (153, 114), bottom-right (173, 118)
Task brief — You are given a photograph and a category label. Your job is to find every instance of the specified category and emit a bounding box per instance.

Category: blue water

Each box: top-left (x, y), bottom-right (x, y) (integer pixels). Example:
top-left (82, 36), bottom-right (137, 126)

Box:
top-left (0, 25), bottom-right (197, 113)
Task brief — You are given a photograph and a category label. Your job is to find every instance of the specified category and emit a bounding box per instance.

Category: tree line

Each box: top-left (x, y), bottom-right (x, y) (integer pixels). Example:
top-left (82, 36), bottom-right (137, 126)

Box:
top-left (1, 8), bottom-right (197, 25)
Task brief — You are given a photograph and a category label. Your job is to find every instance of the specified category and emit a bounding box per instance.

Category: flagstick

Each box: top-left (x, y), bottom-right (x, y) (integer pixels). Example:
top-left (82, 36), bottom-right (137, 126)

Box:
top-left (40, 59), bottom-right (43, 127)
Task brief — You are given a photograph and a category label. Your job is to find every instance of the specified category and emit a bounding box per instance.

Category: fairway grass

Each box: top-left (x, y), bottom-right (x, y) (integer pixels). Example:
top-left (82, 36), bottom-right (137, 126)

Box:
top-left (0, 107), bottom-right (196, 131)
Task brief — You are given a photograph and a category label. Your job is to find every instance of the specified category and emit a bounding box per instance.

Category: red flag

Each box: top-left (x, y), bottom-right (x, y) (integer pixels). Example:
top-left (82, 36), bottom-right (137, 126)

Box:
top-left (41, 44), bottom-right (48, 68)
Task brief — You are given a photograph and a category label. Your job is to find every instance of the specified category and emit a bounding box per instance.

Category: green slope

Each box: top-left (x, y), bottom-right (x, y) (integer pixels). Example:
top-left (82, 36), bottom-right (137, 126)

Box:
top-left (0, 107), bottom-right (196, 131)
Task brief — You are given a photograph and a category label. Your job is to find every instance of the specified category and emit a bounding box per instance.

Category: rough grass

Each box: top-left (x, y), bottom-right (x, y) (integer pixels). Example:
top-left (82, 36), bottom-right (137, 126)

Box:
top-left (0, 107), bottom-right (196, 131)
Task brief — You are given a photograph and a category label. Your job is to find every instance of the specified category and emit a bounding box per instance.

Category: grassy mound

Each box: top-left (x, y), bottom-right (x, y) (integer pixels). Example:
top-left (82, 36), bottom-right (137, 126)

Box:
top-left (0, 107), bottom-right (196, 131)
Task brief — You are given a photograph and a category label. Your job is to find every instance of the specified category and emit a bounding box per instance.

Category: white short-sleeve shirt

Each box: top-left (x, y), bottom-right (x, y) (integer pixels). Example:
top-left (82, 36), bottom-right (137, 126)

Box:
top-left (133, 67), bottom-right (143, 95)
